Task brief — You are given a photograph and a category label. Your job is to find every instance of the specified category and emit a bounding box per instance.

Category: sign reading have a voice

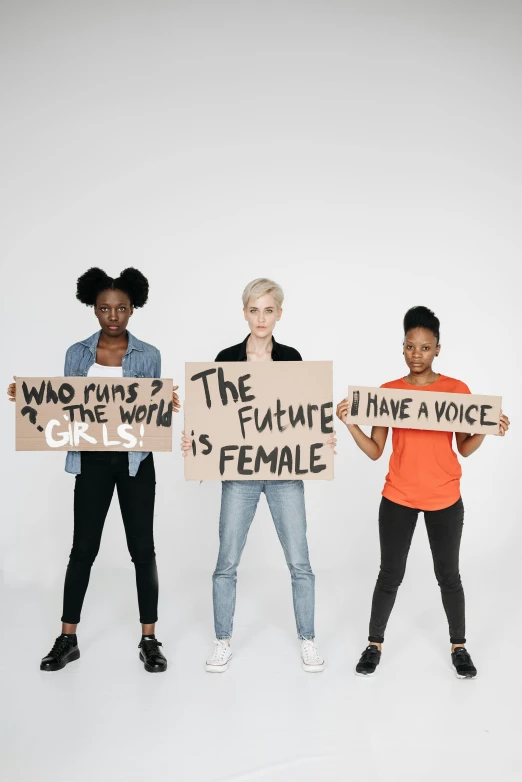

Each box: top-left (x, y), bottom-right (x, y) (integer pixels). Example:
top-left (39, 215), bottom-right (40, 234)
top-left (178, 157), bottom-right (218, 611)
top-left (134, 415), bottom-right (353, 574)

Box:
top-left (184, 362), bottom-right (334, 480)
top-left (16, 377), bottom-right (174, 451)
top-left (347, 385), bottom-right (502, 435)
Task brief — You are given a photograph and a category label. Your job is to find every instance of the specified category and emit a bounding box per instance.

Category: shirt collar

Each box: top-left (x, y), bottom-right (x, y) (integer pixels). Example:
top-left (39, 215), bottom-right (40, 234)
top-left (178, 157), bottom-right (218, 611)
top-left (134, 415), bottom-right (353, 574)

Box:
top-left (80, 330), bottom-right (143, 355)
top-left (238, 334), bottom-right (281, 361)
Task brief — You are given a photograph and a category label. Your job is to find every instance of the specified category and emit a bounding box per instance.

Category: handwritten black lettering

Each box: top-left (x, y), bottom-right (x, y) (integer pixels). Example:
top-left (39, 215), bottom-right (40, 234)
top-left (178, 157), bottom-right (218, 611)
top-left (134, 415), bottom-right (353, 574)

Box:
top-left (22, 381), bottom-right (45, 406)
top-left (366, 393), bottom-right (377, 417)
top-left (219, 445), bottom-right (239, 475)
top-left (218, 367), bottom-right (239, 406)
top-left (480, 405), bottom-right (496, 427)
top-left (254, 446), bottom-right (278, 474)
top-left (399, 398), bottom-right (412, 420)
top-left (418, 401), bottom-right (429, 419)
top-left (191, 368), bottom-right (216, 409)
top-left (238, 445), bottom-right (254, 475)
top-left (238, 375), bottom-right (255, 403)
top-left (435, 401), bottom-right (446, 422)
top-left (310, 443), bottom-right (326, 473)
top-left (278, 446), bottom-right (293, 476)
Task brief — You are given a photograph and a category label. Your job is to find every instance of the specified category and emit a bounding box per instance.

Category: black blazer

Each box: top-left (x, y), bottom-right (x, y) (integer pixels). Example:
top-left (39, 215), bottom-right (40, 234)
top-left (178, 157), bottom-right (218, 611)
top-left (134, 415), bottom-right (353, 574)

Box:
top-left (215, 335), bottom-right (302, 362)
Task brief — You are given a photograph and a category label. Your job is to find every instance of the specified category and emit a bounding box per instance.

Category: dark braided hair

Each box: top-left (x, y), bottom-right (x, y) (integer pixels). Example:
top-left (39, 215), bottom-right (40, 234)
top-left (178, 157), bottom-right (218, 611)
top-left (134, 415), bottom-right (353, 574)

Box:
top-left (403, 306), bottom-right (440, 344)
top-left (76, 267), bottom-right (149, 308)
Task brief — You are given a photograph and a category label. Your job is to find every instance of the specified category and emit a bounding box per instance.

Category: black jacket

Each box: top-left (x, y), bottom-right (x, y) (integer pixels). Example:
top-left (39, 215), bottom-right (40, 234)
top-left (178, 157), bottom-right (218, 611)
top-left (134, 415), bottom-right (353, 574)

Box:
top-left (215, 335), bottom-right (302, 362)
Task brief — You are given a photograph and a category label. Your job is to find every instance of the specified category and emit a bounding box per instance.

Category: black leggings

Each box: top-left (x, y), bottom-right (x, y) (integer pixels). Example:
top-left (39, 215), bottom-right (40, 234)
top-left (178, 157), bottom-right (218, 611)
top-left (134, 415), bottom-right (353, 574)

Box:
top-left (368, 496), bottom-right (466, 645)
top-left (61, 452), bottom-right (158, 625)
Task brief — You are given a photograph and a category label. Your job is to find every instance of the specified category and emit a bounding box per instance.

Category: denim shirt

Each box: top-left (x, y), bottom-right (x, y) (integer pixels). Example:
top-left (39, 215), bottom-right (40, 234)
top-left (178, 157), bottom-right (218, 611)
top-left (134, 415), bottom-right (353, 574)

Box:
top-left (64, 330), bottom-right (161, 477)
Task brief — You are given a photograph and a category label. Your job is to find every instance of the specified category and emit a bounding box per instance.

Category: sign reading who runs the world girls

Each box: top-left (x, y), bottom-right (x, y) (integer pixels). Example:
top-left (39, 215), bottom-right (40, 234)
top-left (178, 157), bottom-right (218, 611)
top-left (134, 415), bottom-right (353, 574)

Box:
top-left (184, 362), bottom-right (334, 480)
top-left (347, 385), bottom-right (502, 435)
top-left (16, 377), bottom-right (174, 451)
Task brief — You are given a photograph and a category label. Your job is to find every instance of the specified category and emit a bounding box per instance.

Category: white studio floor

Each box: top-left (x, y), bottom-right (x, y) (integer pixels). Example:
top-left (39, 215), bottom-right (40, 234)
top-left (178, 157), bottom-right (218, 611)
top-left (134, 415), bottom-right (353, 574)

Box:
top-left (1, 567), bottom-right (520, 782)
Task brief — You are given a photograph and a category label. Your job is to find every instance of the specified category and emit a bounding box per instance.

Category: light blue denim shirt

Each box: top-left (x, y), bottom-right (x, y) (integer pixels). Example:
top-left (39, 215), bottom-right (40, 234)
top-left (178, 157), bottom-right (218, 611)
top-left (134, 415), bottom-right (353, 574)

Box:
top-left (64, 330), bottom-right (161, 477)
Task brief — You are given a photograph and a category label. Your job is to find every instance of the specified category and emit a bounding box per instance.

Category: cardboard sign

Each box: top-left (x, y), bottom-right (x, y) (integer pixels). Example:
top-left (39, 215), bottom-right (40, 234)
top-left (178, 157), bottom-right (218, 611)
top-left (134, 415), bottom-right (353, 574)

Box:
top-left (16, 377), bottom-right (174, 451)
top-left (347, 385), bottom-right (502, 435)
top-left (184, 362), bottom-right (334, 480)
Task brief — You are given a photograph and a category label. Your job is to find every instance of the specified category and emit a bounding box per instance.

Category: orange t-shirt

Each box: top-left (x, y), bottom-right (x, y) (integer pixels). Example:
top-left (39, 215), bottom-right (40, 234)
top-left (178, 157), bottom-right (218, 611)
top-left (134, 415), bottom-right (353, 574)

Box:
top-left (380, 375), bottom-right (471, 511)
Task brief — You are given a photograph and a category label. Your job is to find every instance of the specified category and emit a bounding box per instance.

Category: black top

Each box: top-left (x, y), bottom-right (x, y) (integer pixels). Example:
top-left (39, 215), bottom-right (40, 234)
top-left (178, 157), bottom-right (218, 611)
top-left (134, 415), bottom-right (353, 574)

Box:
top-left (215, 334), bottom-right (302, 362)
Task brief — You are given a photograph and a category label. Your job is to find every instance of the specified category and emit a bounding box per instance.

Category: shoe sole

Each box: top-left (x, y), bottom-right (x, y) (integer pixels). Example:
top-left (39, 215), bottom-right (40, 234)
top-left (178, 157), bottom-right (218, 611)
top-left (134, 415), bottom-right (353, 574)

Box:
top-left (302, 662), bottom-right (325, 673)
top-left (354, 667), bottom-right (377, 677)
top-left (453, 666), bottom-right (477, 680)
top-left (40, 648), bottom-right (80, 672)
top-left (139, 652), bottom-right (167, 673)
top-left (205, 655), bottom-right (232, 673)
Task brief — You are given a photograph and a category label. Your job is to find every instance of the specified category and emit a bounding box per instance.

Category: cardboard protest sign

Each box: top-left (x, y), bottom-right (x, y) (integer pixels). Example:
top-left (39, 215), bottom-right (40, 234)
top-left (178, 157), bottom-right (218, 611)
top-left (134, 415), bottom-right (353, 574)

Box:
top-left (184, 362), bottom-right (334, 480)
top-left (16, 377), bottom-right (174, 451)
top-left (347, 385), bottom-right (502, 435)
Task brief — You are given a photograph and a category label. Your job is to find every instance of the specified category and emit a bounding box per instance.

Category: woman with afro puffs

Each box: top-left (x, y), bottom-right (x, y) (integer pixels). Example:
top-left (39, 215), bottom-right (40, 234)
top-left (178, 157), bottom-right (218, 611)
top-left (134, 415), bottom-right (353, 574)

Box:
top-left (8, 268), bottom-right (180, 673)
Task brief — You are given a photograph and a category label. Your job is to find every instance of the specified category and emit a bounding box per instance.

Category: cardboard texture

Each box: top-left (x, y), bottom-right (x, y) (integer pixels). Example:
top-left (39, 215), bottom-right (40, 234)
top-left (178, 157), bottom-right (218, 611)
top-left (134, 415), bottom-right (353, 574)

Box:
top-left (184, 361), bottom-right (334, 480)
top-left (16, 377), bottom-right (174, 451)
top-left (347, 385), bottom-right (502, 435)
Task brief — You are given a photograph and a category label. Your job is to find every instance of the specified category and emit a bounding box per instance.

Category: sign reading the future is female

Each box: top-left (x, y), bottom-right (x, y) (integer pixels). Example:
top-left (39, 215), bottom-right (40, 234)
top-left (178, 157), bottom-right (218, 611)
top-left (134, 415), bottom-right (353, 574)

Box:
top-left (184, 362), bottom-right (334, 480)
top-left (16, 377), bottom-right (174, 451)
top-left (347, 386), bottom-right (502, 435)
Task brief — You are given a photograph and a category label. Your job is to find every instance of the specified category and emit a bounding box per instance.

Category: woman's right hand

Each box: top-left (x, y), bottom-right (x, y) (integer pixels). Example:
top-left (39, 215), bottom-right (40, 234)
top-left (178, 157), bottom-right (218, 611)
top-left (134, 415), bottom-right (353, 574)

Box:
top-left (181, 430), bottom-right (192, 457)
top-left (7, 375), bottom-right (16, 402)
top-left (336, 397), bottom-right (355, 430)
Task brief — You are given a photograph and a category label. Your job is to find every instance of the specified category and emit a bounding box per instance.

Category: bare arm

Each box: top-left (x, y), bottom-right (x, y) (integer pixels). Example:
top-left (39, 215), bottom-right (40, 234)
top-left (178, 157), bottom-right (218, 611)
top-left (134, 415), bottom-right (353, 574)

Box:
top-left (336, 397), bottom-right (388, 460)
top-left (456, 411), bottom-right (510, 457)
top-left (455, 432), bottom-right (485, 457)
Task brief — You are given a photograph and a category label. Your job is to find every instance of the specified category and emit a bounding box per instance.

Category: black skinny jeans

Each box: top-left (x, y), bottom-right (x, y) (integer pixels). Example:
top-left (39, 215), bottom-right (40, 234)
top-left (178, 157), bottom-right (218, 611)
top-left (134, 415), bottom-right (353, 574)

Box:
top-left (61, 452), bottom-right (158, 625)
top-left (368, 496), bottom-right (466, 645)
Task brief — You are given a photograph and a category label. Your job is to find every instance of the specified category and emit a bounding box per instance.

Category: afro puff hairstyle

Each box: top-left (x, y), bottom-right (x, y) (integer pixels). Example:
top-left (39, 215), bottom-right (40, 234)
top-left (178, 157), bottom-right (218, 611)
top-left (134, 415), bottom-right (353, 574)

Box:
top-left (76, 267), bottom-right (149, 308)
top-left (403, 306), bottom-right (440, 344)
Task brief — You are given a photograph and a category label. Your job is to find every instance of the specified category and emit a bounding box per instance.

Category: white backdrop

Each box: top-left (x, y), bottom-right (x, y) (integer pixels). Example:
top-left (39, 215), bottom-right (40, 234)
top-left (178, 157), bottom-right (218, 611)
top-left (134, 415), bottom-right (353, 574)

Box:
top-left (1, 2), bottom-right (521, 781)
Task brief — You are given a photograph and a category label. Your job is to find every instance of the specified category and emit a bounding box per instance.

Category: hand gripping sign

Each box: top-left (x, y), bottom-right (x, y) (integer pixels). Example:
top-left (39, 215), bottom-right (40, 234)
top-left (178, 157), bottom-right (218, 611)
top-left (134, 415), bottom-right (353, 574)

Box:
top-left (347, 386), bottom-right (502, 434)
top-left (184, 362), bottom-right (334, 480)
top-left (16, 377), bottom-right (173, 451)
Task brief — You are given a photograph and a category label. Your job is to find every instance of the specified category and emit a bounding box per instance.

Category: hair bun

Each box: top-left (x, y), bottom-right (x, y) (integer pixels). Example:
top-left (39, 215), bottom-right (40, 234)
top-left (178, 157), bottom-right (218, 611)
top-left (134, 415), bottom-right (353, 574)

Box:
top-left (115, 268), bottom-right (149, 308)
top-left (403, 305), bottom-right (440, 343)
top-left (76, 267), bottom-right (112, 306)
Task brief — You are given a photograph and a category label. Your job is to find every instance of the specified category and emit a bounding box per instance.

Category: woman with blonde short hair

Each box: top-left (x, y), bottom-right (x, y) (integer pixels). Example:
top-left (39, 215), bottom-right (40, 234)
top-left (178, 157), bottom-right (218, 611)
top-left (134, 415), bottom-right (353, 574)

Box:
top-left (183, 278), bottom-right (334, 673)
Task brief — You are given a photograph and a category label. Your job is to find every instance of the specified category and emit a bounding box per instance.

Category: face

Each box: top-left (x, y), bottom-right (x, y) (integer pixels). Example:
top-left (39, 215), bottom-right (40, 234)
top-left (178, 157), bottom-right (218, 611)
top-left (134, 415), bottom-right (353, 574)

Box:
top-left (243, 294), bottom-right (282, 337)
top-left (94, 288), bottom-right (133, 337)
top-left (403, 327), bottom-right (440, 374)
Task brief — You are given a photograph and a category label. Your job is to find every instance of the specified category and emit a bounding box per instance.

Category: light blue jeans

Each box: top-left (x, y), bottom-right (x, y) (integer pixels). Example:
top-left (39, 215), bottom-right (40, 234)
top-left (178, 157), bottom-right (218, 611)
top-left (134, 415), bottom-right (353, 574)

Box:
top-left (213, 480), bottom-right (315, 640)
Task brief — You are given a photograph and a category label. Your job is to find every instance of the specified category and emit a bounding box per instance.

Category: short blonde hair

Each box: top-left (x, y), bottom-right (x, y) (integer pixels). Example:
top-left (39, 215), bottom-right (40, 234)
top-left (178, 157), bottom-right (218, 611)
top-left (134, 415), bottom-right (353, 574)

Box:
top-left (242, 278), bottom-right (284, 309)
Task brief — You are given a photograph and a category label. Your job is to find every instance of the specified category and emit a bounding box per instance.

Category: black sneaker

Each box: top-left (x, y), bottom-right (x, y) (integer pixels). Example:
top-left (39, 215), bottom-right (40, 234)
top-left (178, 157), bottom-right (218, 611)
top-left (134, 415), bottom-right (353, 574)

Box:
top-left (40, 634), bottom-right (80, 672)
top-left (355, 645), bottom-right (381, 677)
top-left (139, 636), bottom-right (167, 673)
top-left (451, 647), bottom-right (477, 679)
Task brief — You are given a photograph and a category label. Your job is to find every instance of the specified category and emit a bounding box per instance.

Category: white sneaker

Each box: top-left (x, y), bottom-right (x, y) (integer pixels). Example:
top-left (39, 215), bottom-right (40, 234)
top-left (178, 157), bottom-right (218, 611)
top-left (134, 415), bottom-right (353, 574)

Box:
top-left (205, 639), bottom-right (232, 673)
top-left (301, 639), bottom-right (325, 673)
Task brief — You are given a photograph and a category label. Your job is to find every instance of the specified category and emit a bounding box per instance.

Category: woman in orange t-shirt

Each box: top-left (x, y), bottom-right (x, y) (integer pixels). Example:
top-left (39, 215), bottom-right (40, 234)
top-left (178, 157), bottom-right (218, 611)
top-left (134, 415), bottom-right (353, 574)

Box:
top-left (336, 306), bottom-right (510, 679)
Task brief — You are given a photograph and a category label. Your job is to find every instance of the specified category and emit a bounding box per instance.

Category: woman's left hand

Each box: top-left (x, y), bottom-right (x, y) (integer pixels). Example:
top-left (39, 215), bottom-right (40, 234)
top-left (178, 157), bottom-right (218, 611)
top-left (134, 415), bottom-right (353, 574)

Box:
top-left (172, 385), bottom-right (181, 412)
top-left (499, 411), bottom-right (510, 436)
top-left (327, 430), bottom-right (337, 455)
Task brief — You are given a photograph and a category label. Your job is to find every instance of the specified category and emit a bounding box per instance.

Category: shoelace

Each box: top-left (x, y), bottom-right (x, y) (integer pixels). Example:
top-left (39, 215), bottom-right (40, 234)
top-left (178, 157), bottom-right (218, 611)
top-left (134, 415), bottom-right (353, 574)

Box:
top-left (453, 648), bottom-right (472, 665)
top-left (140, 639), bottom-right (163, 655)
top-left (48, 635), bottom-right (71, 658)
top-left (302, 640), bottom-right (322, 664)
top-left (209, 640), bottom-right (230, 663)
top-left (360, 646), bottom-right (380, 663)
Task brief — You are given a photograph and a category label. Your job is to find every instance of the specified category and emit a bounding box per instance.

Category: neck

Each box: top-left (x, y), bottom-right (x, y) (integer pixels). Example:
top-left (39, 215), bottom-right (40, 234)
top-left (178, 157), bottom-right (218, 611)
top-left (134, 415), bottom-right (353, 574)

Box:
top-left (98, 329), bottom-right (129, 349)
top-left (246, 332), bottom-right (273, 356)
top-left (405, 368), bottom-right (439, 386)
